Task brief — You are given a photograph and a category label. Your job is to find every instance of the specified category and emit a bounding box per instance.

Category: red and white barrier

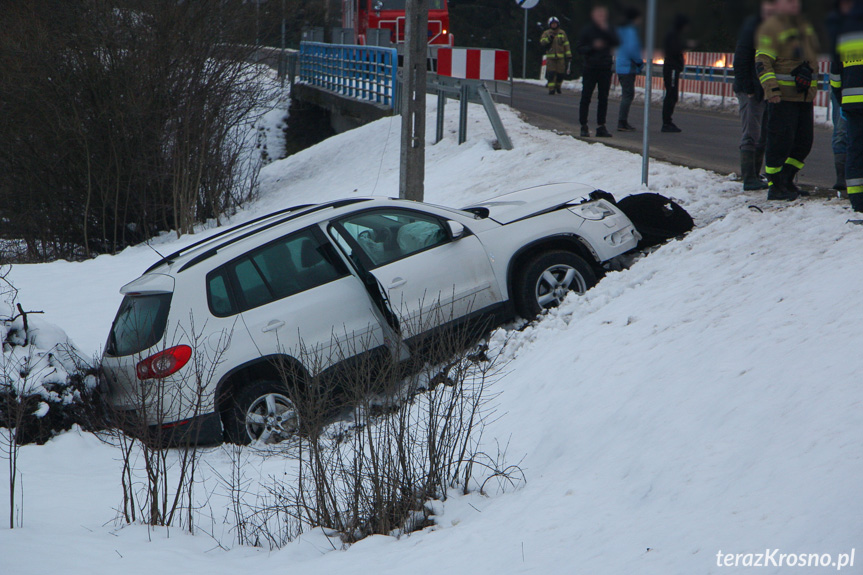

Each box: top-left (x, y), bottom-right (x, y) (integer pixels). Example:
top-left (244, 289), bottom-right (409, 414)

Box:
top-left (438, 48), bottom-right (510, 81)
top-left (815, 59), bottom-right (831, 107)
top-left (686, 52), bottom-right (734, 68)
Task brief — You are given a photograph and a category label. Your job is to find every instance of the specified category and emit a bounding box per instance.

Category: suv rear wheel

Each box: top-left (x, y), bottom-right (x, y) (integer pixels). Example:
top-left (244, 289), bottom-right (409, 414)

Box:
top-left (514, 250), bottom-right (597, 318)
top-left (224, 380), bottom-right (299, 445)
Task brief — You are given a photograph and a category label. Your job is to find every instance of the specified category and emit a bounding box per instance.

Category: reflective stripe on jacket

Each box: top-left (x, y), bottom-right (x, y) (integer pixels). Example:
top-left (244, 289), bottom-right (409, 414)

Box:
top-left (755, 14), bottom-right (819, 102)
top-left (541, 28), bottom-right (572, 61)
top-left (832, 5), bottom-right (863, 110)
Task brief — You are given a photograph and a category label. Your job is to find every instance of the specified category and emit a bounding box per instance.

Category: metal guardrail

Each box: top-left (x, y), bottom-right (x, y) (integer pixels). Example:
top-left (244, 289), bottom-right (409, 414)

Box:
top-left (298, 42), bottom-right (399, 108)
top-left (639, 63), bottom-right (832, 88)
top-left (247, 45), bottom-right (298, 87)
top-left (430, 74), bottom-right (513, 150)
top-left (615, 64), bottom-right (833, 115)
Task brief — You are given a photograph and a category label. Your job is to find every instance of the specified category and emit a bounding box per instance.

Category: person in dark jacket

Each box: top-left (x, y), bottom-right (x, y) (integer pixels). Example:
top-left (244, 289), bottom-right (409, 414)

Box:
top-left (577, 5), bottom-right (620, 138)
top-left (662, 14), bottom-right (689, 132)
top-left (827, 0), bottom-right (852, 190)
top-left (832, 0), bottom-right (863, 211)
top-left (616, 7), bottom-right (644, 132)
top-left (733, 1), bottom-right (774, 191)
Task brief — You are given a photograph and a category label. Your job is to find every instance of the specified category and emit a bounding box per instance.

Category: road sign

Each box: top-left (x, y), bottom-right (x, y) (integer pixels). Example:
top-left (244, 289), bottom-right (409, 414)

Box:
top-left (516, 0), bottom-right (538, 77)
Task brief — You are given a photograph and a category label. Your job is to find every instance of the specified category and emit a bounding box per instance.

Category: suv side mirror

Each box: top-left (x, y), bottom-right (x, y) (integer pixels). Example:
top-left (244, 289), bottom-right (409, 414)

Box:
top-left (447, 220), bottom-right (465, 240)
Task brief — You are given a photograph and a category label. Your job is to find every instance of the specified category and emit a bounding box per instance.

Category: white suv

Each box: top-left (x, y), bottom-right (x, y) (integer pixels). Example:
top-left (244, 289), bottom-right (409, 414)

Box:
top-left (101, 183), bottom-right (641, 444)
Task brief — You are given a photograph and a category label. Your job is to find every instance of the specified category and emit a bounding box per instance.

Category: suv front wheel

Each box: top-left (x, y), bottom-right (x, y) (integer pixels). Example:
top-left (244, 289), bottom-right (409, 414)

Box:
top-left (514, 250), bottom-right (597, 318)
top-left (224, 380), bottom-right (299, 445)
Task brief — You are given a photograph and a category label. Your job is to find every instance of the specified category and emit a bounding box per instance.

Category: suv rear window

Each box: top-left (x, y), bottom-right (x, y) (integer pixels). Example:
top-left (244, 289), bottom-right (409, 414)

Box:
top-left (106, 293), bottom-right (172, 357)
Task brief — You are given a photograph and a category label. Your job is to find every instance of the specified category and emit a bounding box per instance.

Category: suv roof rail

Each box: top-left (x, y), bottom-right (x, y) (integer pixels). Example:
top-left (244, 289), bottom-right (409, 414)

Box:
top-left (144, 203), bottom-right (319, 273)
top-left (176, 198), bottom-right (372, 273)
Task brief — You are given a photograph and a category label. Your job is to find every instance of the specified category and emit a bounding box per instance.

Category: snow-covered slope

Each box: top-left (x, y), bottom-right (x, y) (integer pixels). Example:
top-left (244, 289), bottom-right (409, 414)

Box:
top-left (2, 97), bottom-right (861, 575)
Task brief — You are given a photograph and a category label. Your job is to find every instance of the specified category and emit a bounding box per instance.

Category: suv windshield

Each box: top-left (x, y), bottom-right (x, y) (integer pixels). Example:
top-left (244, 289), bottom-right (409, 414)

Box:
top-left (106, 293), bottom-right (172, 357)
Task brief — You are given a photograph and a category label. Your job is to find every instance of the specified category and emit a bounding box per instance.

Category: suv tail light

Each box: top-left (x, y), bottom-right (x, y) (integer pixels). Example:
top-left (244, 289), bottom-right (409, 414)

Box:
top-left (136, 345), bottom-right (192, 380)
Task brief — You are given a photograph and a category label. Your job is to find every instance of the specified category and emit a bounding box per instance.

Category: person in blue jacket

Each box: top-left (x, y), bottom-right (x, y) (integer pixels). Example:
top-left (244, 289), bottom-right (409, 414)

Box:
top-left (616, 7), bottom-right (644, 132)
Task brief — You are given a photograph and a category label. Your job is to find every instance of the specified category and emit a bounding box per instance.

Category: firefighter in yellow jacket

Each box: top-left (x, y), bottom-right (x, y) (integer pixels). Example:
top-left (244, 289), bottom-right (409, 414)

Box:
top-left (541, 17), bottom-right (572, 95)
top-left (755, 0), bottom-right (819, 201)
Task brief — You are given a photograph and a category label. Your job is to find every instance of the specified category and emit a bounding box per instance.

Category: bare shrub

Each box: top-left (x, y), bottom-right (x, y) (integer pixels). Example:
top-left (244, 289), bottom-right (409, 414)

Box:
top-left (220, 301), bottom-right (522, 548)
top-left (0, 1), bottom-right (274, 261)
top-left (0, 266), bottom-right (103, 528)
top-left (105, 317), bottom-right (230, 533)
top-left (0, 379), bottom-right (25, 530)
top-left (211, 449), bottom-right (304, 549)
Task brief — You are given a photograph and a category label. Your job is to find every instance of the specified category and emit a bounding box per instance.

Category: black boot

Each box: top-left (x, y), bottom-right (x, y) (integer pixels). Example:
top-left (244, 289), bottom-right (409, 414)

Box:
top-left (741, 150), bottom-right (768, 191)
top-left (851, 193), bottom-right (863, 213)
top-left (767, 171), bottom-right (798, 201)
top-left (595, 125), bottom-right (612, 137)
top-left (782, 164), bottom-right (808, 197)
top-left (834, 153), bottom-right (847, 191)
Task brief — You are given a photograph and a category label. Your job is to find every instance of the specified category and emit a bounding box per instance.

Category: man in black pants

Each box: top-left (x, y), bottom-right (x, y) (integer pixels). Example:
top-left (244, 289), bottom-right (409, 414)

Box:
top-left (577, 5), bottom-right (619, 138)
top-left (662, 14), bottom-right (690, 133)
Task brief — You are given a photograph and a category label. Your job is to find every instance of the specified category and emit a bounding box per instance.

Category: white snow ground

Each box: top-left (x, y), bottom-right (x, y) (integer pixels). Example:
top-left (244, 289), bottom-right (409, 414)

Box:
top-left (2, 93), bottom-right (862, 575)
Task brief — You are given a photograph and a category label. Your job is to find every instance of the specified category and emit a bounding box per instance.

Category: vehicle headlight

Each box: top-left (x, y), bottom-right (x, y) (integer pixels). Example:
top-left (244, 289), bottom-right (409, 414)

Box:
top-left (568, 200), bottom-right (617, 221)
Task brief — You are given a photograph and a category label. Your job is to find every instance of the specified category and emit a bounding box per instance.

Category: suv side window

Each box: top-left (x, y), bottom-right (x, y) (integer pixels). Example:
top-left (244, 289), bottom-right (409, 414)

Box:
top-left (207, 228), bottom-right (348, 316)
top-left (233, 259), bottom-right (271, 309)
top-left (336, 209), bottom-right (449, 267)
top-left (207, 270), bottom-right (236, 317)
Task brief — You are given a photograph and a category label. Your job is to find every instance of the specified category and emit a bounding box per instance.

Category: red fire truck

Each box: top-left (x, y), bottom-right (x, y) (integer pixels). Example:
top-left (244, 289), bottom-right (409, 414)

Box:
top-left (343, 0), bottom-right (454, 46)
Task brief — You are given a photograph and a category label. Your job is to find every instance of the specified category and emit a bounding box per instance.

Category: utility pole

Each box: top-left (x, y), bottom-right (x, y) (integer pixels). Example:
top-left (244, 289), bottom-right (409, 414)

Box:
top-left (326, 0), bottom-right (341, 34)
top-left (255, 0), bottom-right (260, 46)
top-left (641, 0), bottom-right (657, 186)
top-left (399, 0), bottom-right (428, 202)
top-left (523, 8), bottom-right (528, 78)
top-left (280, 0), bottom-right (286, 87)
top-left (516, 0), bottom-right (540, 79)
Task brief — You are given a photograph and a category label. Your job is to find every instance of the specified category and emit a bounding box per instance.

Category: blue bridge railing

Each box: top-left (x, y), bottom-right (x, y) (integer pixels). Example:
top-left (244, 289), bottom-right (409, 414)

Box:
top-left (298, 42), bottom-right (398, 108)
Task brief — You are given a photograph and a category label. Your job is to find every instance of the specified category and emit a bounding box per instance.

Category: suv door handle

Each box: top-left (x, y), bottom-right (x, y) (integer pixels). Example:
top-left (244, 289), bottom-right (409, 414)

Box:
top-left (388, 277), bottom-right (407, 289)
top-left (261, 320), bottom-right (285, 333)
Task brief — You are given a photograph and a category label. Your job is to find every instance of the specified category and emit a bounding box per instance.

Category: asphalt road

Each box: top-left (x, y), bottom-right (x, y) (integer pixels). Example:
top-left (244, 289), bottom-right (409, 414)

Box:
top-left (510, 82), bottom-right (837, 191)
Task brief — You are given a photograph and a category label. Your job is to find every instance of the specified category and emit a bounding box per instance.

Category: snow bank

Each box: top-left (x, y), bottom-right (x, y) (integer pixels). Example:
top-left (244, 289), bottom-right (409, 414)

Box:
top-left (1, 283), bottom-right (98, 442)
top-left (1, 312), bottom-right (87, 400)
top-left (2, 91), bottom-right (861, 575)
